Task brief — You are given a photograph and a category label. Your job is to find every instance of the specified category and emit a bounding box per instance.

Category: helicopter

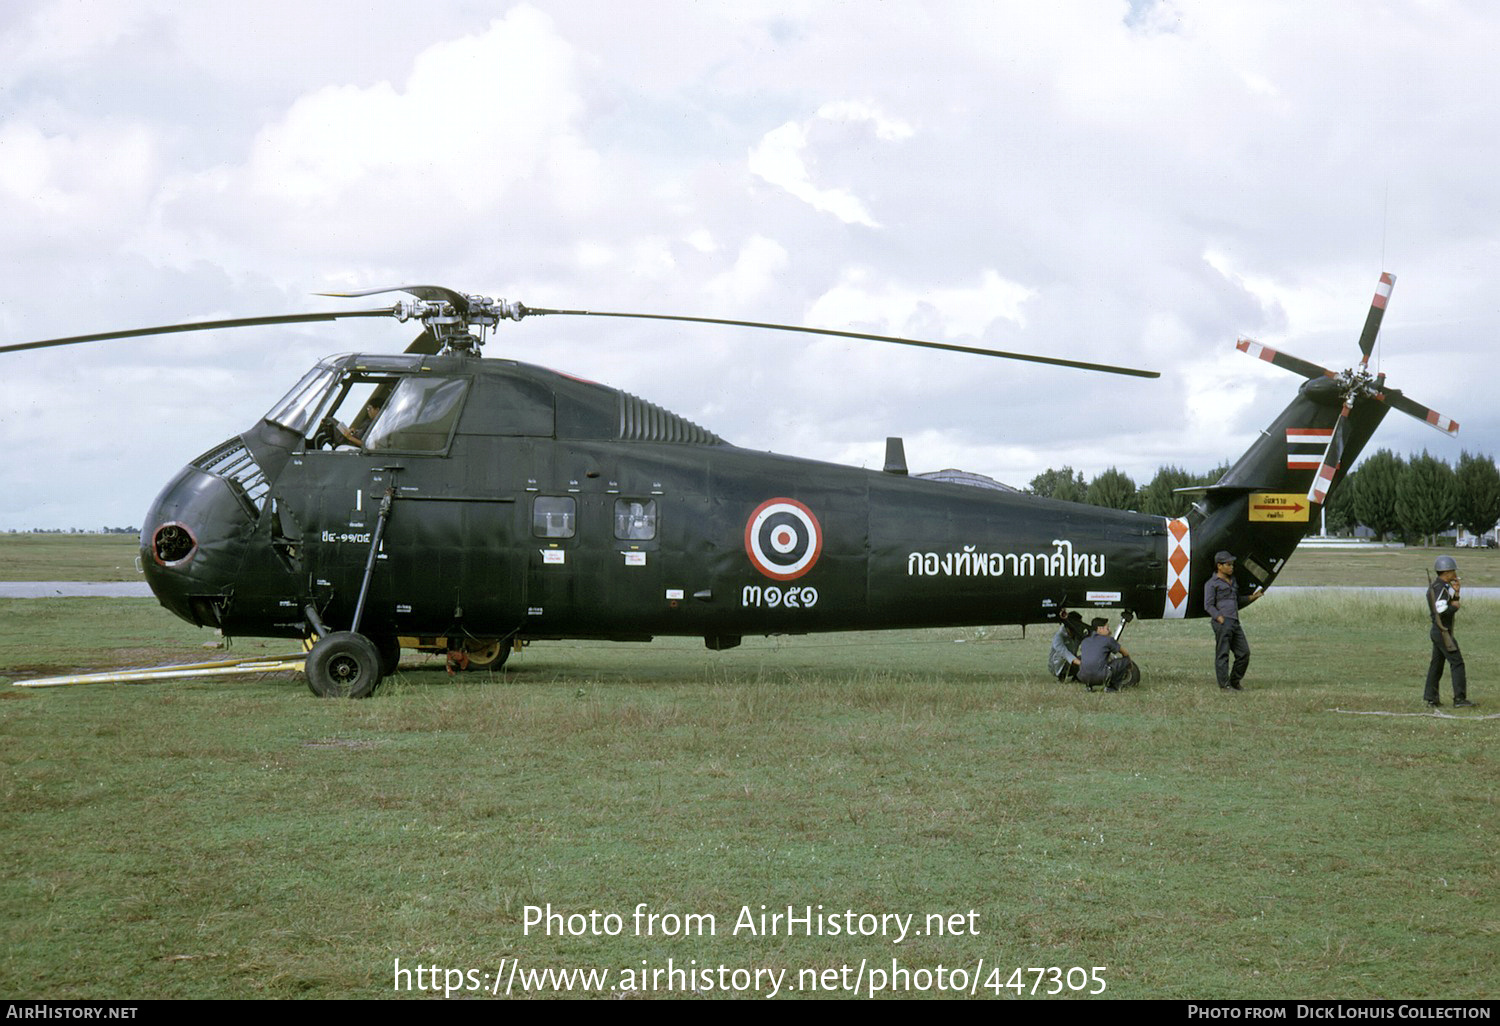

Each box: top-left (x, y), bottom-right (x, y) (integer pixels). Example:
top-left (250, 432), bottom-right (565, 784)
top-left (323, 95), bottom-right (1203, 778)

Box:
top-left (1, 274), bottom-right (1457, 697)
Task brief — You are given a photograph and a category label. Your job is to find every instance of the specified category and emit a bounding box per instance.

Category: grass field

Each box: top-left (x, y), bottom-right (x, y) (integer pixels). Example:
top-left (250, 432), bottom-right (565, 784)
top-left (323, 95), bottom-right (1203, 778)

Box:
top-left (1, 570), bottom-right (1495, 1000)
top-left (0, 534), bottom-right (143, 582)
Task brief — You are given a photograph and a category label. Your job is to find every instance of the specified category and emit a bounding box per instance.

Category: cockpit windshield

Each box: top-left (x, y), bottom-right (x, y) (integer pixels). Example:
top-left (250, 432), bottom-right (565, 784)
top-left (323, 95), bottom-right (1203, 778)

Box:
top-left (265, 357), bottom-right (468, 453)
top-left (263, 359), bottom-right (340, 435)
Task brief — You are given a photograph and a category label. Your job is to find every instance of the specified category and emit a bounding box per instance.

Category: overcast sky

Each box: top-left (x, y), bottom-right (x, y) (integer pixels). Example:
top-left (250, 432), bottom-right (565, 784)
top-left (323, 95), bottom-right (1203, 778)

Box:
top-left (2, 0), bottom-right (1495, 530)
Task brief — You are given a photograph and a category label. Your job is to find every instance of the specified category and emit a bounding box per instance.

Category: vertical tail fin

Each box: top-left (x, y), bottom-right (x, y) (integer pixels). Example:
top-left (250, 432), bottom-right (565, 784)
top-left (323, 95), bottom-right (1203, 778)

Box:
top-left (1159, 273), bottom-right (1458, 617)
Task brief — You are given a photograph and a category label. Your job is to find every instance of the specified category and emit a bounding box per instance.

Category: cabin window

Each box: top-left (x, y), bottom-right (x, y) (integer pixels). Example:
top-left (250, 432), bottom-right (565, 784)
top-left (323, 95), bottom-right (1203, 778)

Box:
top-left (614, 499), bottom-right (657, 541)
top-left (532, 496), bottom-right (576, 538)
top-left (364, 377), bottom-right (468, 453)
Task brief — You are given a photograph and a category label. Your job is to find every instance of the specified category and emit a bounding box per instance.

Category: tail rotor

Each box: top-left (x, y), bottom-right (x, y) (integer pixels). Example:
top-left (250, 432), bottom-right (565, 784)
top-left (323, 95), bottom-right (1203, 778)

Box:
top-left (1235, 272), bottom-right (1459, 505)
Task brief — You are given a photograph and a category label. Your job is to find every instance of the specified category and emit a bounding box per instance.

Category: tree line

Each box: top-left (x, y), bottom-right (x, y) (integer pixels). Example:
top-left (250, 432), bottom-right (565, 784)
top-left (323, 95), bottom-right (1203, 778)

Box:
top-left (1027, 450), bottom-right (1500, 543)
top-left (1027, 463), bottom-right (1228, 519)
top-left (1326, 450), bottom-right (1500, 544)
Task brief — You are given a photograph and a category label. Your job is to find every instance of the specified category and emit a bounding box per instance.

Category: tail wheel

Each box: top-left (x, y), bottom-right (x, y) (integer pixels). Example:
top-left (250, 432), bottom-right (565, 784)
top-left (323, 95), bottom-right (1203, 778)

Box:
top-left (306, 632), bottom-right (384, 698)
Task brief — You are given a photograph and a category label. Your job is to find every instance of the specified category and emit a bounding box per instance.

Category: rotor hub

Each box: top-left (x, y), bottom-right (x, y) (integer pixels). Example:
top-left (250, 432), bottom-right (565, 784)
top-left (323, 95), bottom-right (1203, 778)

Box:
top-left (386, 294), bottom-right (529, 354)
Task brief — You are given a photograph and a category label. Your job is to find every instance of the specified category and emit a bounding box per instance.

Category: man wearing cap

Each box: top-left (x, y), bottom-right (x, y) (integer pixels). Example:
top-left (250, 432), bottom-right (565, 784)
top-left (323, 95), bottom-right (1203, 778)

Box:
top-left (1077, 616), bottom-right (1135, 692)
top-left (1425, 555), bottom-right (1474, 708)
top-left (1204, 551), bottom-right (1263, 691)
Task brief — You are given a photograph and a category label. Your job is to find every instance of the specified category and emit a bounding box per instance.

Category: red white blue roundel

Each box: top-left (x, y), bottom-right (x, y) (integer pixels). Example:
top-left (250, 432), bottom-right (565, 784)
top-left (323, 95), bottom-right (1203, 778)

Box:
top-left (745, 498), bottom-right (823, 581)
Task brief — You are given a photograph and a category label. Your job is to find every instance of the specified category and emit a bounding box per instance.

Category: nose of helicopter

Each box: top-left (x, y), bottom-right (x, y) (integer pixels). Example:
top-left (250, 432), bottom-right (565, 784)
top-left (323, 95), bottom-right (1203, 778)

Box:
top-left (140, 453), bottom-right (260, 628)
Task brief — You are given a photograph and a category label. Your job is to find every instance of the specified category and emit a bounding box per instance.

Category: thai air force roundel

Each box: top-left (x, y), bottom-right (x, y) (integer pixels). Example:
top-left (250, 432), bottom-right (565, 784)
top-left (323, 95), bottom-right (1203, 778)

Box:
top-left (744, 498), bottom-right (823, 581)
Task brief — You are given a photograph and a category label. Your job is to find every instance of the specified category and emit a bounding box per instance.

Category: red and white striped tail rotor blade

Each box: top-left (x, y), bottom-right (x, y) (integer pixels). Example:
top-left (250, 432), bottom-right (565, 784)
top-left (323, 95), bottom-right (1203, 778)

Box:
top-left (1356, 272), bottom-right (1396, 367)
top-left (1381, 391), bottom-right (1460, 436)
top-left (1307, 406), bottom-right (1352, 505)
top-left (1235, 338), bottom-right (1337, 380)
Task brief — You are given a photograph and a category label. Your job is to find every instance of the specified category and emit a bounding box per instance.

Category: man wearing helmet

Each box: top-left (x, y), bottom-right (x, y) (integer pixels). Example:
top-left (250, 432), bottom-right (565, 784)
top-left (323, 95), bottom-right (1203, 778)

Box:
top-left (1425, 555), bottom-right (1475, 708)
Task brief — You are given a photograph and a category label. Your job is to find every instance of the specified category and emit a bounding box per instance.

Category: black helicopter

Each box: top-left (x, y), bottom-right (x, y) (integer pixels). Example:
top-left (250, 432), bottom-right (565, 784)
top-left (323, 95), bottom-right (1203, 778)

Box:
top-left (1, 274), bottom-right (1456, 696)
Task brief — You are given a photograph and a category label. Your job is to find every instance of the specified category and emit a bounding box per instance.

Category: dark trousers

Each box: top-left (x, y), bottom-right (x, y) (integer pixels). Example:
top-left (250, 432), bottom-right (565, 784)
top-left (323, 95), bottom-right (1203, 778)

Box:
top-left (1425, 626), bottom-right (1467, 703)
top-left (1080, 657), bottom-right (1135, 690)
top-left (1213, 619), bottom-right (1250, 687)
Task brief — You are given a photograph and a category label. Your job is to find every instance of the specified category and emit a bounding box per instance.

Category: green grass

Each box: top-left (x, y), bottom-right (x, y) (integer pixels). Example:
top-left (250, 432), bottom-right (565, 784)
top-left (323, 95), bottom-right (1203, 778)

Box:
top-left (1, 592), bottom-right (1495, 1000)
top-left (1273, 545), bottom-right (1500, 588)
top-left (0, 534), bottom-right (141, 582)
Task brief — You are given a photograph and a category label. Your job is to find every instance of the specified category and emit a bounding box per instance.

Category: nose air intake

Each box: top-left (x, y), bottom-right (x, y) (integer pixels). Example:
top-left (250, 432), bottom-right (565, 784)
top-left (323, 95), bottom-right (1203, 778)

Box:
top-left (150, 522), bottom-right (197, 565)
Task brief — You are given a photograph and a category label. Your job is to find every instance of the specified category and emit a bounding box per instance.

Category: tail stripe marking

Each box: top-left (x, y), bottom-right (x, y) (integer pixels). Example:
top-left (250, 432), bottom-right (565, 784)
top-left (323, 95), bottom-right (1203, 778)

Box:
top-left (1286, 427), bottom-right (1334, 470)
top-left (1164, 517), bottom-right (1191, 618)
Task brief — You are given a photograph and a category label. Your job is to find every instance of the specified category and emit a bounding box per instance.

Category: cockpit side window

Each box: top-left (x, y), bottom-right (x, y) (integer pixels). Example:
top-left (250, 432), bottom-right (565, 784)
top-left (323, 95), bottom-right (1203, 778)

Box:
top-left (307, 376), bottom-right (399, 450)
top-left (362, 377), bottom-right (469, 453)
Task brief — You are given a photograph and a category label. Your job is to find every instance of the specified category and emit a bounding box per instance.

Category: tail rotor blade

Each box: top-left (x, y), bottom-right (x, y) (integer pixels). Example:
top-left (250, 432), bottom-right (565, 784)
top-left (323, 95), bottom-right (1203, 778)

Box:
top-left (1378, 389), bottom-right (1460, 436)
top-left (1356, 272), bottom-right (1396, 367)
top-left (1236, 338), bottom-right (1337, 380)
top-left (1307, 404), bottom-right (1353, 505)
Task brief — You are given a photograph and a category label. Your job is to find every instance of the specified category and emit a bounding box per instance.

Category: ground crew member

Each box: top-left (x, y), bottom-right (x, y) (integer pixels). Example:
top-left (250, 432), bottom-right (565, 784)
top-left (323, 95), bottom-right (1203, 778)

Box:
top-left (1048, 610), bottom-right (1088, 681)
top-left (1426, 554), bottom-right (1475, 708)
top-left (1204, 550), bottom-right (1263, 690)
top-left (1077, 617), bottom-right (1135, 692)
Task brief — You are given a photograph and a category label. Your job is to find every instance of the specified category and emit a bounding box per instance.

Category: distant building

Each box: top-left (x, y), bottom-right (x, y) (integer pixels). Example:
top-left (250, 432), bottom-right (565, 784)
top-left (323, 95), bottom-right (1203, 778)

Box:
top-left (1456, 524), bottom-right (1499, 548)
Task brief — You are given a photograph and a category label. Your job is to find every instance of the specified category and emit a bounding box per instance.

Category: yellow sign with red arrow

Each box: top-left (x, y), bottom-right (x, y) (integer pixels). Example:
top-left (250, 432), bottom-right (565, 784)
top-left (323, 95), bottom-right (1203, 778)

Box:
top-left (1248, 492), bottom-right (1310, 522)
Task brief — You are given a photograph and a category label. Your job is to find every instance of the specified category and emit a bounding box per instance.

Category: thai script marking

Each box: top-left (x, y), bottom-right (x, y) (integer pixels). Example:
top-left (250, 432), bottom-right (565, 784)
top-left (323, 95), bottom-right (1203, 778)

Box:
top-left (741, 585), bottom-right (820, 609)
top-left (905, 539), bottom-right (1105, 578)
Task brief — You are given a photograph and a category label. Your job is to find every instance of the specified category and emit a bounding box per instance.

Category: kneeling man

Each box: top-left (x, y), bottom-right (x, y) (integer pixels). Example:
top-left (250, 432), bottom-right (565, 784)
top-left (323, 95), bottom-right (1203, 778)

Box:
top-left (1077, 617), bottom-right (1136, 692)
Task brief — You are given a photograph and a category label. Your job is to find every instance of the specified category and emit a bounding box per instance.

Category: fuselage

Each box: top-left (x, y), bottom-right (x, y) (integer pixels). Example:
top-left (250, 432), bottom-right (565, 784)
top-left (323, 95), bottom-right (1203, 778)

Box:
top-left (140, 352), bottom-right (1190, 648)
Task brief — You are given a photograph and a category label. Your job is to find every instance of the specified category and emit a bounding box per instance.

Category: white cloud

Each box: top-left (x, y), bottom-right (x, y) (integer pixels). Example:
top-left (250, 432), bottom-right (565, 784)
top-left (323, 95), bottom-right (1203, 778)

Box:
top-left (0, 121), bottom-right (156, 237)
top-left (250, 8), bottom-right (591, 209)
top-left (748, 101), bottom-right (913, 227)
top-left (806, 268), bottom-right (1035, 338)
top-left (705, 236), bottom-right (790, 307)
top-left (3, 1), bottom-right (1500, 530)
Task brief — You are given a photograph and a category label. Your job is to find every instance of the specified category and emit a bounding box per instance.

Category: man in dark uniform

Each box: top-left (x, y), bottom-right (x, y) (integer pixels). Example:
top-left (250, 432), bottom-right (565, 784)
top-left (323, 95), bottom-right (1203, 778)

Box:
top-left (1077, 617), bottom-right (1135, 692)
top-left (1426, 554), bottom-right (1475, 708)
top-left (1204, 550), bottom-right (1263, 691)
top-left (1048, 610), bottom-right (1088, 681)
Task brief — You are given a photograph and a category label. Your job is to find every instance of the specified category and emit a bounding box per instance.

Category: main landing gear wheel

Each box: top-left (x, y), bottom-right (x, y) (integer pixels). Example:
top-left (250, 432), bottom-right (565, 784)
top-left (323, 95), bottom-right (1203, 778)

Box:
top-left (463, 639), bottom-right (510, 671)
top-left (371, 634), bottom-right (401, 677)
top-left (306, 632), bottom-right (384, 698)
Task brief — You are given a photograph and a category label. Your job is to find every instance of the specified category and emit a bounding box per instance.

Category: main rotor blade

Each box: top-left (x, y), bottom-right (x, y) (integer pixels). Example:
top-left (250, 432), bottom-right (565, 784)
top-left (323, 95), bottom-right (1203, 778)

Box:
top-left (1355, 272), bottom-right (1396, 367)
top-left (317, 285), bottom-right (474, 314)
top-left (404, 330), bottom-right (442, 355)
top-left (0, 308), bottom-right (397, 355)
top-left (1235, 338), bottom-right (1337, 380)
top-left (521, 307), bottom-right (1159, 378)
